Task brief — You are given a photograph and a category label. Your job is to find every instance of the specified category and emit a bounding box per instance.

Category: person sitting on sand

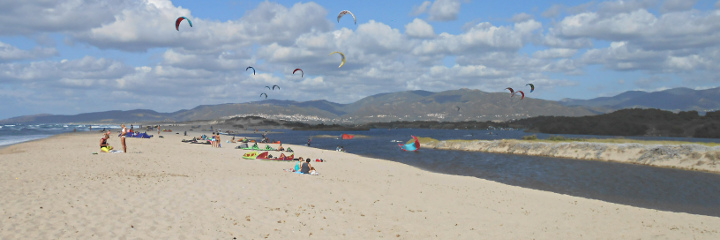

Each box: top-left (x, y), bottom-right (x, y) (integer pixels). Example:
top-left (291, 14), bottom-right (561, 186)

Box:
top-left (100, 132), bottom-right (113, 153)
top-left (231, 136), bottom-right (236, 143)
top-left (294, 157), bottom-right (304, 172)
top-left (278, 143), bottom-right (285, 151)
top-left (286, 147), bottom-right (293, 152)
top-left (300, 158), bottom-right (317, 174)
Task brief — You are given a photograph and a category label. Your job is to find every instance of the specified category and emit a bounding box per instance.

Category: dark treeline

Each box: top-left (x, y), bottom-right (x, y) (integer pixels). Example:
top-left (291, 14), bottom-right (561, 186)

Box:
top-left (509, 108), bottom-right (720, 138)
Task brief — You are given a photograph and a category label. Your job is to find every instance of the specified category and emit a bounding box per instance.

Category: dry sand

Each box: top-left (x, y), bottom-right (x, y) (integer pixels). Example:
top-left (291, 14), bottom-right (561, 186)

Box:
top-left (1, 131), bottom-right (719, 239)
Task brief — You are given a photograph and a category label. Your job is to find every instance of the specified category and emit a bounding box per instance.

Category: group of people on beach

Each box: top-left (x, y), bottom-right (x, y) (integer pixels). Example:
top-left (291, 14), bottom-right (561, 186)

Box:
top-left (99, 124), bottom-right (128, 153)
top-left (210, 132), bottom-right (221, 148)
top-left (288, 157), bottom-right (317, 175)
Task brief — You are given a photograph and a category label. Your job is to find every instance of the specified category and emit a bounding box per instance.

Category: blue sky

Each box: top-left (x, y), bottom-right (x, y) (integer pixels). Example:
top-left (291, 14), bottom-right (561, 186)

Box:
top-left (1, 0), bottom-right (719, 120)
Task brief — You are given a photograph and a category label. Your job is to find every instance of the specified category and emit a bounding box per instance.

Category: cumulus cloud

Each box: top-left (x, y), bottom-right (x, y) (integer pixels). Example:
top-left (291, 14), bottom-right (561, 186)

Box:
top-left (72, 1), bottom-right (332, 52)
top-left (428, 0), bottom-right (463, 21)
top-left (0, 56), bottom-right (132, 87)
top-left (411, 1), bottom-right (432, 15)
top-left (0, 42), bottom-right (57, 62)
top-left (0, 0), bottom-right (123, 35)
top-left (596, 0), bottom-right (659, 15)
top-left (405, 18), bottom-right (435, 38)
top-left (412, 20), bottom-right (542, 55)
top-left (533, 48), bottom-right (578, 59)
top-left (661, 0), bottom-right (697, 12)
top-left (511, 13), bottom-right (534, 22)
top-left (411, 0), bottom-right (464, 21)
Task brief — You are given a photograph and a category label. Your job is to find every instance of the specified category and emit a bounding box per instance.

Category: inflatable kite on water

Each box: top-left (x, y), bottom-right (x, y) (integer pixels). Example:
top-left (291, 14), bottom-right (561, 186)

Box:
top-left (399, 136), bottom-right (420, 152)
top-left (175, 16), bottom-right (192, 31)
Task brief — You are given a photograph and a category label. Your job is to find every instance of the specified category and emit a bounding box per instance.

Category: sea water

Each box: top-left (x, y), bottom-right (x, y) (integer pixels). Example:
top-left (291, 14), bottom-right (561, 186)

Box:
top-left (0, 123), bottom-right (120, 147)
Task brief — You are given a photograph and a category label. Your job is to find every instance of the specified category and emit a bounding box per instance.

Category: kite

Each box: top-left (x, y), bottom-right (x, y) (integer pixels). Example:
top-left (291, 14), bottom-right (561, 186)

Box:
top-left (505, 87), bottom-right (515, 97)
top-left (260, 93), bottom-right (268, 99)
top-left (272, 85), bottom-right (280, 90)
top-left (337, 10), bottom-right (356, 24)
top-left (293, 68), bottom-right (304, 78)
top-left (175, 17), bottom-right (192, 31)
top-left (526, 83), bottom-right (534, 93)
top-left (265, 86), bottom-right (272, 90)
top-left (330, 51), bottom-right (346, 68)
top-left (516, 91), bottom-right (525, 100)
top-left (456, 106), bottom-right (461, 112)
top-left (399, 135), bottom-right (420, 152)
top-left (246, 66), bottom-right (255, 75)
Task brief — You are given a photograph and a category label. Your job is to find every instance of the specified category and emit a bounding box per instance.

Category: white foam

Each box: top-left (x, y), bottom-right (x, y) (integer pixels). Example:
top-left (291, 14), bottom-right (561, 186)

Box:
top-left (0, 134), bottom-right (52, 147)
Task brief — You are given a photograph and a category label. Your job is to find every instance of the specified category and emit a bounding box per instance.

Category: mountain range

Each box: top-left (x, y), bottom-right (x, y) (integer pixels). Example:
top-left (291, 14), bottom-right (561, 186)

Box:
top-left (559, 87), bottom-right (720, 112)
top-left (2, 87), bottom-right (718, 124)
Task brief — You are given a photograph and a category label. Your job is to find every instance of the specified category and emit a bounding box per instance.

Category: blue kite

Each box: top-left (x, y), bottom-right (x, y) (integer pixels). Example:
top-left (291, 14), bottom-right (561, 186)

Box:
top-left (399, 135), bottom-right (420, 152)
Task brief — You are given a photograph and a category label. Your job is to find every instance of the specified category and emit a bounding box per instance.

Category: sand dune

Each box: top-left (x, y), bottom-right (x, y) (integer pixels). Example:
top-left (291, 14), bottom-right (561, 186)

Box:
top-left (1, 132), bottom-right (719, 239)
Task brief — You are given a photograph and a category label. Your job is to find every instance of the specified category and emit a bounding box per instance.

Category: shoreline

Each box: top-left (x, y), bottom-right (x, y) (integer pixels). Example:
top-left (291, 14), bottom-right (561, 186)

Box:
top-left (421, 138), bottom-right (720, 174)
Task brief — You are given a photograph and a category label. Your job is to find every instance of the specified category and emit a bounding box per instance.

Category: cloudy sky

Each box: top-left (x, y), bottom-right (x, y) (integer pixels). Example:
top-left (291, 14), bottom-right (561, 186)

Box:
top-left (1, 0), bottom-right (719, 119)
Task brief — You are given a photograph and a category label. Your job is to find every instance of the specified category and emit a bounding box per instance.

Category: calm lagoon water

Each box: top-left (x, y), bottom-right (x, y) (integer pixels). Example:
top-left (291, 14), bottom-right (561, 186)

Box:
top-left (254, 128), bottom-right (720, 217)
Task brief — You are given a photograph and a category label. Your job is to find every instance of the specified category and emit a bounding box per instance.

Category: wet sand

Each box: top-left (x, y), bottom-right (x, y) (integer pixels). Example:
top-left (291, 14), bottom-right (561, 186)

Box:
top-left (1, 132), bottom-right (719, 239)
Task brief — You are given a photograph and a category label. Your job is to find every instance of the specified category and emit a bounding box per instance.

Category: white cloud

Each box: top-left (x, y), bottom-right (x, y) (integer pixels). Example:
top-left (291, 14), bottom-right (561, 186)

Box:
top-left (533, 48), bottom-right (578, 59)
top-left (413, 20), bottom-right (542, 55)
top-left (411, 0), bottom-right (464, 21)
top-left (511, 13), bottom-right (534, 22)
top-left (661, 0), bottom-right (697, 13)
top-left (596, 0), bottom-right (659, 15)
top-left (0, 0), bottom-right (123, 35)
top-left (0, 42), bottom-right (57, 62)
top-left (405, 18), bottom-right (435, 38)
top-left (72, 1), bottom-right (332, 52)
top-left (411, 1), bottom-right (432, 15)
top-left (0, 56), bottom-right (132, 88)
top-left (428, 0), bottom-right (463, 21)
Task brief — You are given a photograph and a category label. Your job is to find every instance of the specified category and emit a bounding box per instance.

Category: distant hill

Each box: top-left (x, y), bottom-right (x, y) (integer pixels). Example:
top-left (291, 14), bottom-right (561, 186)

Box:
top-left (0, 88), bottom-right (610, 124)
top-left (560, 87), bottom-right (720, 112)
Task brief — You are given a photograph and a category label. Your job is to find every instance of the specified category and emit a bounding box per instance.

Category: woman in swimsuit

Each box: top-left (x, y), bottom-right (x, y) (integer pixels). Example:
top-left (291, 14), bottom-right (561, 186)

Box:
top-left (120, 124), bottom-right (128, 153)
top-left (100, 132), bottom-right (112, 152)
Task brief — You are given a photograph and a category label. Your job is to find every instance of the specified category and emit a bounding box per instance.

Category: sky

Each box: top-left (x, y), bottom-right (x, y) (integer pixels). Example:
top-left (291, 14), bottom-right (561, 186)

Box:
top-left (1, 0), bottom-right (720, 120)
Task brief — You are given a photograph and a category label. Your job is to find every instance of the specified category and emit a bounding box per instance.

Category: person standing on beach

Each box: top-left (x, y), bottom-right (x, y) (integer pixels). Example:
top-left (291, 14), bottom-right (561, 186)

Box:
top-left (120, 124), bottom-right (128, 153)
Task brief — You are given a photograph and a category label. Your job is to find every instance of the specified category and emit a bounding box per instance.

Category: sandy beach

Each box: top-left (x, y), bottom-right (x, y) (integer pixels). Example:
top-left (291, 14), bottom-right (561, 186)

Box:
top-left (1, 131), bottom-right (719, 239)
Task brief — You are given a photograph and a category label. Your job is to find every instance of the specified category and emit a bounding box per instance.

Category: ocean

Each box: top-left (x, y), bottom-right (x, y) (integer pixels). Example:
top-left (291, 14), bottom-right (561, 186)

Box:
top-left (0, 123), bottom-right (120, 148)
top-left (3, 124), bottom-right (720, 217)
